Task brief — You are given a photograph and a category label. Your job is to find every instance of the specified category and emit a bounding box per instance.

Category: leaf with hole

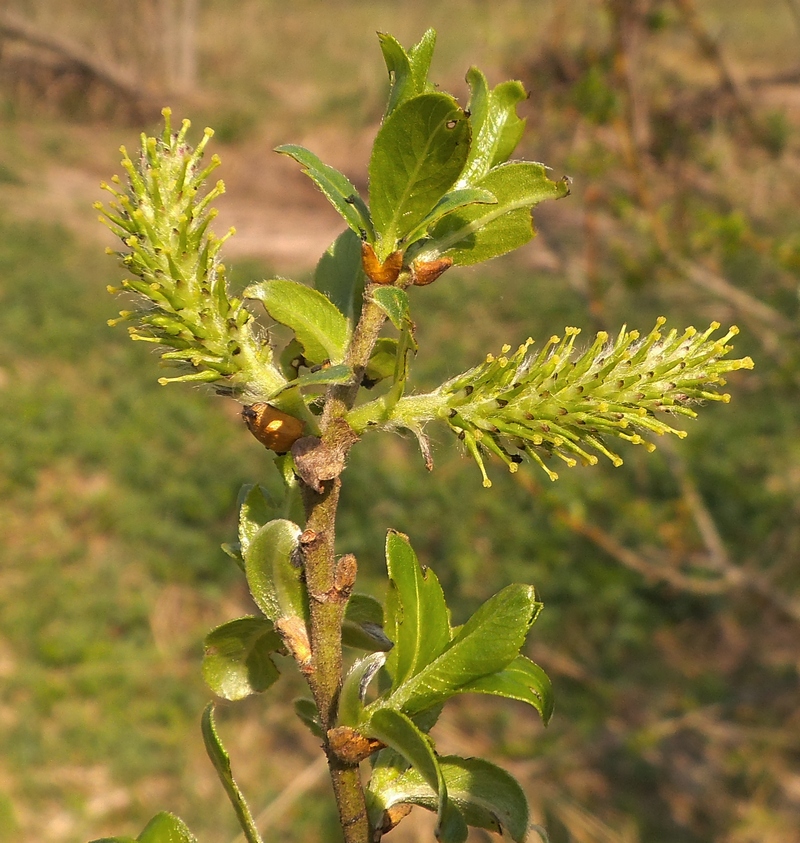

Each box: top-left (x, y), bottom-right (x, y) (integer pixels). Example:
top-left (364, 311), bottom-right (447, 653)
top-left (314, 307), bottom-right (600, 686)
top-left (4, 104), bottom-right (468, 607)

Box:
top-left (369, 93), bottom-right (471, 256)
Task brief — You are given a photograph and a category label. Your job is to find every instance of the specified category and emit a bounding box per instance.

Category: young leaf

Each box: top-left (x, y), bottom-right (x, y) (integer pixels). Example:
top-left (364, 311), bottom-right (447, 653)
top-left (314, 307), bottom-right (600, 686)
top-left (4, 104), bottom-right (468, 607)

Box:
top-left (402, 187), bottom-right (497, 248)
top-left (245, 278), bottom-right (350, 365)
top-left (418, 162), bottom-right (570, 266)
top-left (338, 652), bottom-right (387, 727)
top-left (458, 68), bottom-right (528, 187)
top-left (369, 93), bottom-right (471, 257)
top-left (368, 755), bottom-right (530, 843)
top-left (244, 519), bottom-right (308, 622)
top-left (202, 617), bottom-right (282, 701)
top-left (374, 584), bottom-right (541, 717)
top-left (371, 286), bottom-right (410, 331)
top-left (384, 530), bottom-right (451, 688)
top-left (365, 338), bottom-right (400, 387)
top-left (136, 813), bottom-right (197, 843)
top-left (278, 363), bottom-right (354, 392)
top-left (343, 593), bottom-right (393, 651)
top-left (202, 704), bottom-right (264, 843)
top-left (238, 484), bottom-right (280, 556)
top-left (379, 29), bottom-right (436, 116)
top-left (458, 654), bottom-right (554, 724)
top-left (314, 228), bottom-right (366, 328)
top-left (275, 144), bottom-right (373, 239)
top-left (364, 708), bottom-right (468, 843)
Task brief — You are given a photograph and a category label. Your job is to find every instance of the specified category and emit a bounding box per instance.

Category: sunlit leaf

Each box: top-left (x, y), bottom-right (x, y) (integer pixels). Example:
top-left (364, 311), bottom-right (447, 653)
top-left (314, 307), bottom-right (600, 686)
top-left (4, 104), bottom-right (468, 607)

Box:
top-left (403, 187), bottom-right (496, 248)
top-left (338, 652), bottom-right (387, 727)
top-left (364, 708), bottom-right (468, 843)
top-left (374, 584), bottom-right (541, 717)
top-left (275, 144), bottom-right (373, 239)
top-left (371, 286), bottom-right (410, 331)
top-left (368, 754), bottom-right (529, 842)
top-left (384, 530), bottom-right (451, 688)
top-left (420, 162), bottom-right (570, 266)
top-left (459, 654), bottom-right (554, 724)
top-left (458, 67), bottom-right (527, 187)
top-left (137, 813), bottom-right (197, 843)
top-left (245, 278), bottom-right (350, 364)
top-left (369, 93), bottom-right (471, 256)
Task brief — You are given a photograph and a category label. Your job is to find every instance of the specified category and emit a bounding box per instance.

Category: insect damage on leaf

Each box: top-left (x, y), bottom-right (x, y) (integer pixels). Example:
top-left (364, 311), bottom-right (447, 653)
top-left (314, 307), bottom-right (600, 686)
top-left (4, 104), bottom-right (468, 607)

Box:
top-left (242, 403), bottom-right (305, 453)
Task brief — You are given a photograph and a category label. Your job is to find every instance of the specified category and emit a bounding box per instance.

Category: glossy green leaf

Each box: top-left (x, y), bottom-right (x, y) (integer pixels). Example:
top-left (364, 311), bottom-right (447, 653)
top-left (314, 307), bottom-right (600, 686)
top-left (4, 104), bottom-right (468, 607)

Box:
top-left (338, 652), bottom-right (387, 727)
top-left (371, 286), bottom-right (409, 330)
top-left (238, 484), bottom-right (279, 556)
top-left (421, 162), bottom-right (570, 266)
top-left (384, 530), bottom-right (451, 688)
top-left (202, 704), bottom-right (264, 843)
top-left (342, 593), bottom-right (393, 651)
top-left (314, 228), bottom-right (365, 327)
top-left (458, 68), bottom-right (528, 187)
top-left (368, 754), bottom-right (529, 842)
top-left (375, 584), bottom-right (541, 717)
top-left (295, 697), bottom-right (324, 739)
top-left (202, 617), bottom-right (282, 701)
top-left (364, 708), bottom-right (468, 843)
top-left (244, 519), bottom-right (307, 622)
top-left (402, 187), bottom-right (497, 247)
top-left (365, 337), bottom-right (400, 386)
top-left (137, 813), bottom-right (197, 843)
top-left (245, 279), bottom-right (350, 365)
top-left (275, 144), bottom-right (373, 239)
top-left (459, 654), bottom-right (554, 724)
top-left (369, 93), bottom-right (471, 255)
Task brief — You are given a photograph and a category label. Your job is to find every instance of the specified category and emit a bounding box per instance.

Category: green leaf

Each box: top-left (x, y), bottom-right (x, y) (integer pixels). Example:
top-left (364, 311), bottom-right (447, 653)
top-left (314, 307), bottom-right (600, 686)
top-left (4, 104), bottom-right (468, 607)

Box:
top-left (374, 584), bottom-right (541, 717)
top-left (314, 229), bottom-right (365, 328)
top-left (295, 697), bottom-right (324, 739)
top-left (136, 813), bottom-right (197, 843)
top-left (379, 29), bottom-right (436, 116)
top-left (458, 68), bottom-right (528, 187)
top-left (244, 519), bottom-right (308, 622)
top-left (421, 162), bottom-right (570, 266)
top-left (245, 278), bottom-right (350, 365)
top-left (238, 484), bottom-right (280, 557)
top-left (458, 654), bottom-right (554, 724)
top-left (338, 652), bottom-right (387, 727)
top-left (369, 93), bottom-right (471, 256)
top-left (384, 531), bottom-right (451, 688)
top-left (408, 29), bottom-right (437, 93)
top-left (371, 286), bottom-right (410, 330)
top-left (202, 704), bottom-right (264, 843)
top-left (279, 363), bottom-right (354, 392)
top-left (202, 617), bottom-right (282, 701)
top-left (368, 755), bottom-right (530, 843)
top-left (403, 188), bottom-right (497, 248)
top-left (342, 593), bottom-right (393, 651)
top-left (364, 709), bottom-right (468, 843)
top-left (365, 337), bottom-right (400, 386)
top-left (275, 144), bottom-right (373, 239)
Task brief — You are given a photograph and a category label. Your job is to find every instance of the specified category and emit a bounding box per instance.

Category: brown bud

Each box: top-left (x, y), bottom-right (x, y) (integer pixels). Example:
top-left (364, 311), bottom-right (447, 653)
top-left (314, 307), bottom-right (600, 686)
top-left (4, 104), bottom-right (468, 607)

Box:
top-left (410, 256), bottom-right (453, 286)
top-left (361, 241), bottom-right (403, 285)
top-left (334, 554), bottom-right (358, 596)
top-left (242, 403), bottom-right (305, 453)
top-left (327, 726), bottom-right (384, 765)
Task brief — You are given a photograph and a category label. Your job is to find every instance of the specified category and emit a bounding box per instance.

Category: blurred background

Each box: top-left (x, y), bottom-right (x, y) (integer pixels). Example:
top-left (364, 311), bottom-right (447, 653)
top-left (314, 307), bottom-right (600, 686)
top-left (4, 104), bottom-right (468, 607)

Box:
top-left (0, 1), bottom-right (798, 841)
